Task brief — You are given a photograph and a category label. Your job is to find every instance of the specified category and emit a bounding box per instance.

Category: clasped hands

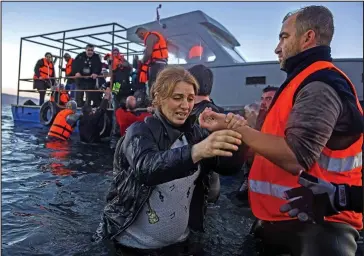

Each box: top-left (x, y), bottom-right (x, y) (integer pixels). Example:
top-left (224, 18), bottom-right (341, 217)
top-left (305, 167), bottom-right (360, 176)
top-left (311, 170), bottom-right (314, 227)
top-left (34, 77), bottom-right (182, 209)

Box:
top-left (191, 108), bottom-right (247, 163)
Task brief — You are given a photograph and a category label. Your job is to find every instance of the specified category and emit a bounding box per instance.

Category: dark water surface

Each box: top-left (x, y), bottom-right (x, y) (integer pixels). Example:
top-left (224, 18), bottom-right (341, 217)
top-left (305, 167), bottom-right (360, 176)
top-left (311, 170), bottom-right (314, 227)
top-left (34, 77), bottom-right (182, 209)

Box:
top-left (2, 105), bottom-right (257, 256)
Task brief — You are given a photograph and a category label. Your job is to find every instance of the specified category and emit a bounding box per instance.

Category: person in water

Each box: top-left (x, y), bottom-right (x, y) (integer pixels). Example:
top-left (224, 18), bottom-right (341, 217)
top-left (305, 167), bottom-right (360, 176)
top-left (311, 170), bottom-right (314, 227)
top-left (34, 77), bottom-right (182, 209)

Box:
top-left (93, 66), bottom-right (246, 255)
top-left (47, 100), bottom-right (80, 141)
top-left (78, 87), bottom-right (112, 143)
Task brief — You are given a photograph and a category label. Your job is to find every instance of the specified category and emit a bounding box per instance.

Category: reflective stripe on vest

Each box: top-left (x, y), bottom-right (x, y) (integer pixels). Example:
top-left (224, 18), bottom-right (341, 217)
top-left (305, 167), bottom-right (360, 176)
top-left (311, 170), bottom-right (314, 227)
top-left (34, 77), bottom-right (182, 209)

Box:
top-left (248, 61), bottom-right (363, 230)
top-left (39, 58), bottom-right (54, 79)
top-left (66, 58), bottom-right (73, 76)
top-left (48, 109), bottom-right (74, 141)
top-left (143, 31), bottom-right (168, 62)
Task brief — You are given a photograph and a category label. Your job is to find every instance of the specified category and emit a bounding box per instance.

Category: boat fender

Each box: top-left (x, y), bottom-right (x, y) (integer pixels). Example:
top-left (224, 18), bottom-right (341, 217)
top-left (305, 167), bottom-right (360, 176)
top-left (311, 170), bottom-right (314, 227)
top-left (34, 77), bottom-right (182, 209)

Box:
top-left (39, 101), bottom-right (59, 126)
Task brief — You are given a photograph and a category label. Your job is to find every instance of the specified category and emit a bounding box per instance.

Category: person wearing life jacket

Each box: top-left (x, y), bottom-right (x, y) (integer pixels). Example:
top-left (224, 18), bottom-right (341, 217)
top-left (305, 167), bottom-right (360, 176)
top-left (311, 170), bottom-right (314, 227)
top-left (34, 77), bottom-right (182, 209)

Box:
top-left (59, 53), bottom-right (76, 99)
top-left (33, 52), bottom-right (56, 105)
top-left (72, 44), bottom-right (102, 107)
top-left (188, 45), bottom-right (205, 64)
top-left (135, 27), bottom-right (168, 91)
top-left (47, 100), bottom-right (80, 141)
top-left (198, 5), bottom-right (363, 256)
top-left (50, 84), bottom-right (70, 106)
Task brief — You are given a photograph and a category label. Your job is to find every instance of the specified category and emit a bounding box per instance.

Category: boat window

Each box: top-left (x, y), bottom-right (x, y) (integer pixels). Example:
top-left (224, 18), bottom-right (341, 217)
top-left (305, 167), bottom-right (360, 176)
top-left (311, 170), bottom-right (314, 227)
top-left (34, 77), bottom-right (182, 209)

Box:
top-left (246, 76), bottom-right (266, 85)
top-left (203, 25), bottom-right (246, 63)
top-left (166, 33), bottom-right (217, 65)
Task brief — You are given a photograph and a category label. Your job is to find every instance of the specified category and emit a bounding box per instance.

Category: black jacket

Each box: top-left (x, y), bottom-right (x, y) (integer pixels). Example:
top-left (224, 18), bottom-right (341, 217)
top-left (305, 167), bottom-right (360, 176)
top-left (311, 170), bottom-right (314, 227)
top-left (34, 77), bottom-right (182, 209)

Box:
top-left (79, 99), bottom-right (109, 143)
top-left (93, 111), bottom-right (245, 242)
top-left (72, 52), bottom-right (102, 83)
top-left (191, 99), bottom-right (225, 124)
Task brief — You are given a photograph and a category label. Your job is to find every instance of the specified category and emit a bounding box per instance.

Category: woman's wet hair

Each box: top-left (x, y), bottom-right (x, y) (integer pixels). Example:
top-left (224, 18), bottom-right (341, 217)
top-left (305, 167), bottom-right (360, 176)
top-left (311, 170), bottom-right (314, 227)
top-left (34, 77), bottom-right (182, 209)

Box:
top-left (150, 66), bottom-right (199, 107)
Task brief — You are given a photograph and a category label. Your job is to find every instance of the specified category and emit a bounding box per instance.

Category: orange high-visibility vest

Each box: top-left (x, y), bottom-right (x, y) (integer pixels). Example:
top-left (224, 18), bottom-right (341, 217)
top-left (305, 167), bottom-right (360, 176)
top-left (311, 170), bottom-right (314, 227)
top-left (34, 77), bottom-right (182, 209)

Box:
top-left (143, 31), bottom-right (168, 62)
top-left (249, 61), bottom-right (363, 230)
top-left (48, 109), bottom-right (75, 141)
top-left (65, 58), bottom-right (73, 76)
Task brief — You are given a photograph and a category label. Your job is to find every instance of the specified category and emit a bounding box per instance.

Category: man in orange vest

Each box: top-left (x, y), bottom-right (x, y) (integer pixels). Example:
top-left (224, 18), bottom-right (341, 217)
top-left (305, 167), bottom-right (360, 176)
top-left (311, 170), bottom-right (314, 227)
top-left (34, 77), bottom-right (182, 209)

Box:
top-left (135, 27), bottom-right (168, 92)
top-left (33, 52), bottom-right (56, 105)
top-left (59, 53), bottom-right (76, 99)
top-left (198, 5), bottom-right (363, 256)
top-left (47, 100), bottom-right (80, 141)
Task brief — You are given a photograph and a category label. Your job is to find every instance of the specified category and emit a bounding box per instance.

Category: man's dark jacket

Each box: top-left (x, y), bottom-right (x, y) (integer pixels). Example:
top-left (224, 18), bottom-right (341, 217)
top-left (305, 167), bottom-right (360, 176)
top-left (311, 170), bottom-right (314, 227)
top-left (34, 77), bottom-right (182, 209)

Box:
top-left (190, 99), bottom-right (224, 124)
top-left (93, 111), bottom-right (245, 242)
top-left (79, 99), bottom-right (109, 143)
top-left (72, 52), bottom-right (102, 81)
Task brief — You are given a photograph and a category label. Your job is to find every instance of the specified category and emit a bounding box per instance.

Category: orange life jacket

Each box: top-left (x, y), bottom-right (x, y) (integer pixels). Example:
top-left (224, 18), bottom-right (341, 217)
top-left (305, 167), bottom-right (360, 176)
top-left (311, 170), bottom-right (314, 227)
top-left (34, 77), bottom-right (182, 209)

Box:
top-left (48, 109), bottom-right (75, 141)
top-left (248, 61), bottom-right (363, 230)
top-left (36, 58), bottom-right (54, 79)
top-left (65, 58), bottom-right (73, 76)
top-left (188, 45), bottom-right (204, 59)
top-left (139, 60), bottom-right (150, 83)
top-left (143, 31), bottom-right (168, 62)
top-left (112, 53), bottom-right (125, 71)
top-left (50, 88), bottom-right (70, 105)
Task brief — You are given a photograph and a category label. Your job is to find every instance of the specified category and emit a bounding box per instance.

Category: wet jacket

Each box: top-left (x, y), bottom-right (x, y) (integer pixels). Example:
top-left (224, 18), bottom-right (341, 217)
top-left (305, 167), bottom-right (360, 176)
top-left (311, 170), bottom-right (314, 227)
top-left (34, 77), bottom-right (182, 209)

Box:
top-left (79, 99), bottom-right (109, 143)
top-left (93, 111), bottom-right (245, 242)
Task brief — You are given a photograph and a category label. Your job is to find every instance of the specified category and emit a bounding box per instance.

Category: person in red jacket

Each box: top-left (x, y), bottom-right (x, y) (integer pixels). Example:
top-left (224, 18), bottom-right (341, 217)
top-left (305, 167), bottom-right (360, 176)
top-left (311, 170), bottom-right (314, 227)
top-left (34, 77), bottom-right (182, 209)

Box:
top-left (115, 95), bottom-right (152, 136)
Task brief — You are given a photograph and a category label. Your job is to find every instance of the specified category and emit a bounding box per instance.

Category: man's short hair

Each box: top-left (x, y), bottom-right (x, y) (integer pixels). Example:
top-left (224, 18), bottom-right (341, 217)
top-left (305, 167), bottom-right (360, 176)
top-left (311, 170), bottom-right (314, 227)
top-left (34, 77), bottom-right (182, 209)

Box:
top-left (283, 5), bottom-right (334, 46)
top-left (262, 85), bottom-right (279, 93)
top-left (135, 27), bottom-right (147, 34)
top-left (86, 44), bottom-right (94, 49)
top-left (188, 64), bottom-right (213, 96)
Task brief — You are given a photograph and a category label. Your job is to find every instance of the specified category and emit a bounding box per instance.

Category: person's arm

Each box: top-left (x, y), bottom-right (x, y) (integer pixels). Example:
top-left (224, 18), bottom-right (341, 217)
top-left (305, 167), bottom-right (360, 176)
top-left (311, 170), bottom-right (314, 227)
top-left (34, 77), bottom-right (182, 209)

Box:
top-left (233, 81), bottom-right (343, 175)
top-left (199, 128), bottom-right (246, 176)
top-left (123, 121), bottom-right (198, 186)
top-left (66, 113), bottom-right (81, 128)
top-left (142, 34), bottom-right (159, 63)
top-left (34, 59), bottom-right (43, 78)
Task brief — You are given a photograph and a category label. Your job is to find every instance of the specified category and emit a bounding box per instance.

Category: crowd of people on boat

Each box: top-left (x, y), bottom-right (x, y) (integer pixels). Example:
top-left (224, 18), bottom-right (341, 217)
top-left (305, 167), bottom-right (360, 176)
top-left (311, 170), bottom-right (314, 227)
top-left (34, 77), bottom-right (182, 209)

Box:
top-left (33, 5), bottom-right (363, 256)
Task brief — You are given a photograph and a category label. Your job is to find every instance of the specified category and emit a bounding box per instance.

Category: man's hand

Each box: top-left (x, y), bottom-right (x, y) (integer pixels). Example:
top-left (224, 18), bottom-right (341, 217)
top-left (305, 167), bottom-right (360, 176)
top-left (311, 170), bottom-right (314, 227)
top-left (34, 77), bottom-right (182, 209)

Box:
top-left (191, 129), bottom-right (242, 163)
top-left (75, 73), bottom-right (82, 78)
top-left (279, 171), bottom-right (340, 224)
top-left (103, 87), bottom-right (111, 100)
top-left (91, 73), bottom-right (98, 79)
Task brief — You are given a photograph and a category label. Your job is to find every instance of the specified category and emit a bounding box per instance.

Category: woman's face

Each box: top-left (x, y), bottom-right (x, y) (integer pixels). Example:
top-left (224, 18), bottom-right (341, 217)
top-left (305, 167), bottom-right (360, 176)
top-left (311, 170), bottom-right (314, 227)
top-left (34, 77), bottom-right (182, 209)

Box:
top-left (159, 81), bottom-right (195, 126)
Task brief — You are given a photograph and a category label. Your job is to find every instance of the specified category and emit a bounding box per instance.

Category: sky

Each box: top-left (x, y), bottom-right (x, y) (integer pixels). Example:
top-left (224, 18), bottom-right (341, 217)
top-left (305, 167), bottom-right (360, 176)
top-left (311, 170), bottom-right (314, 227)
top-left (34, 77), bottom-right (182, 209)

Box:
top-left (2, 1), bottom-right (363, 97)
